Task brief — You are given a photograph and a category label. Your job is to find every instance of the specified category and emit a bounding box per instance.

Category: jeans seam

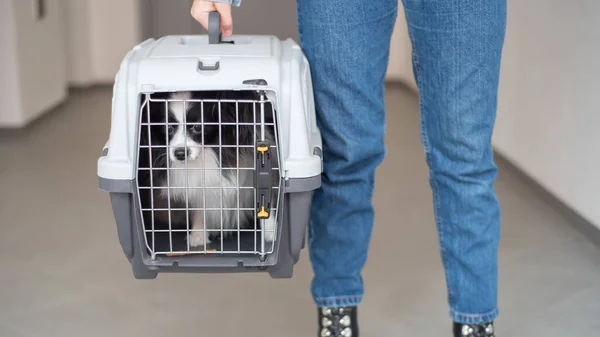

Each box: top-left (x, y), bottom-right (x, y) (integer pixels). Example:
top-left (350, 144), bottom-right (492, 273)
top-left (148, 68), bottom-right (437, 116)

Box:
top-left (406, 21), bottom-right (455, 309)
top-left (451, 309), bottom-right (498, 318)
top-left (315, 295), bottom-right (362, 300)
top-left (451, 308), bottom-right (499, 324)
top-left (314, 295), bottom-right (363, 307)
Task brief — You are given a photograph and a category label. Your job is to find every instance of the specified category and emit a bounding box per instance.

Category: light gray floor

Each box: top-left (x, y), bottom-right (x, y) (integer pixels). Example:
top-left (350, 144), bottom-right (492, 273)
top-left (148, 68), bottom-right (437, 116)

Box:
top-left (1, 85), bottom-right (599, 337)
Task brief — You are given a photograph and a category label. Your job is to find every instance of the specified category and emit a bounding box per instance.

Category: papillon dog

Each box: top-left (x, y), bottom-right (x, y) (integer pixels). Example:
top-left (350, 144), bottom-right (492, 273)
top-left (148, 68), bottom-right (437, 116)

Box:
top-left (140, 90), bottom-right (279, 248)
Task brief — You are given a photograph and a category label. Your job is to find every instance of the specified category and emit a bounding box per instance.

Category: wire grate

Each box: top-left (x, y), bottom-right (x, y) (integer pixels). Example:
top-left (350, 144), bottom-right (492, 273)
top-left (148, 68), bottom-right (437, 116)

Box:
top-left (136, 91), bottom-right (281, 259)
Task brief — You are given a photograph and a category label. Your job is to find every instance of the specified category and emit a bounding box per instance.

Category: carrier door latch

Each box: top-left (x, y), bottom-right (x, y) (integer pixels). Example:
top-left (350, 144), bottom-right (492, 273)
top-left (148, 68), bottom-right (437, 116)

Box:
top-left (255, 140), bottom-right (273, 219)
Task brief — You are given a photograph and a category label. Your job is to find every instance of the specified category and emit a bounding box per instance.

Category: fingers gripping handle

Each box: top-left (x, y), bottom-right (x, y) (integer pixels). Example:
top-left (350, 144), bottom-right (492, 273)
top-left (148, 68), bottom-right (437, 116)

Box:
top-left (208, 11), bottom-right (221, 44)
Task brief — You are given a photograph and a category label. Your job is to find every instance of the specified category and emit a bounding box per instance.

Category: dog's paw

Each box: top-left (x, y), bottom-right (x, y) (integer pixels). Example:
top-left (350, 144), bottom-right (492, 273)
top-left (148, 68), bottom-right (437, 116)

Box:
top-left (188, 231), bottom-right (210, 247)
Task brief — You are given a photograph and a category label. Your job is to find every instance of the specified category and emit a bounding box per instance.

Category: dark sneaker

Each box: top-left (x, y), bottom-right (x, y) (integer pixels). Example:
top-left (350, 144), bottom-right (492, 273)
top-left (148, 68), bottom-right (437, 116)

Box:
top-left (318, 306), bottom-right (358, 337)
top-left (453, 322), bottom-right (495, 337)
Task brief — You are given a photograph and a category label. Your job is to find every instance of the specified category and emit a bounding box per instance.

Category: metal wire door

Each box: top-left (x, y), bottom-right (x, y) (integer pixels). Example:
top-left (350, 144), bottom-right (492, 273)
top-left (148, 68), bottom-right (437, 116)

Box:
top-left (136, 91), bottom-right (281, 260)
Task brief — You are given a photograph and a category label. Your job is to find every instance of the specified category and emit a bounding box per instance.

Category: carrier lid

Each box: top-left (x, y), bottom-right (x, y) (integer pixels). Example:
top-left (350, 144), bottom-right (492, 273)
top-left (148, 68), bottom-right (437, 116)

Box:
top-left (146, 35), bottom-right (279, 59)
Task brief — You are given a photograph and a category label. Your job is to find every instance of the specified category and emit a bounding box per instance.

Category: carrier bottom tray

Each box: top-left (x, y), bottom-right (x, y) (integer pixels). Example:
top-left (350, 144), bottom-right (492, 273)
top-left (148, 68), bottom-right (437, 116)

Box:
top-left (145, 230), bottom-right (274, 255)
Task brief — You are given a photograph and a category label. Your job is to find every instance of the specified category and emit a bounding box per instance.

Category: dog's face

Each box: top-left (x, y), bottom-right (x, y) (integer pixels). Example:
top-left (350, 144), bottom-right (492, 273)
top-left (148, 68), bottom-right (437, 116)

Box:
top-left (145, 90), bottom-right (271, 167)
top-left (161, 92), bottom-right (221, 163)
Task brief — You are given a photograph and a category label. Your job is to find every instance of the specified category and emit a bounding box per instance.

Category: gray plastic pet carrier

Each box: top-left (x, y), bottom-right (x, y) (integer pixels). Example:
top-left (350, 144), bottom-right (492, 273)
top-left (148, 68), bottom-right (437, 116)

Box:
top-left (97, 13), bottom-right (322, 279)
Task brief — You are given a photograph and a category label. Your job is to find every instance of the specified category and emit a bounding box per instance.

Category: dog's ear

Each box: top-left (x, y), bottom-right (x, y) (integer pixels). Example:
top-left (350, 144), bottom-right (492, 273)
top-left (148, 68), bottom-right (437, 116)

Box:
top-left (139, 93), bottom-right (170, 146)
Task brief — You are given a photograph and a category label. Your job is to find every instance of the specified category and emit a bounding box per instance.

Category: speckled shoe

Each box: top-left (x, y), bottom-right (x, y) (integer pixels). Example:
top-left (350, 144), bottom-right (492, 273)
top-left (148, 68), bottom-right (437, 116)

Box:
top-left (453, 322), bottom-right (495, 337)
top-left (318, 306), bottom-right (358, 337)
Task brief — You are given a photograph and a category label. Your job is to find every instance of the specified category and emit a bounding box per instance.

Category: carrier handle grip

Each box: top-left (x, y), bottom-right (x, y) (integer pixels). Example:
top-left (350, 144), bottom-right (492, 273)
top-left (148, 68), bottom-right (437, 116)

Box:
top-left (208, 11), bottom-right (221, 44)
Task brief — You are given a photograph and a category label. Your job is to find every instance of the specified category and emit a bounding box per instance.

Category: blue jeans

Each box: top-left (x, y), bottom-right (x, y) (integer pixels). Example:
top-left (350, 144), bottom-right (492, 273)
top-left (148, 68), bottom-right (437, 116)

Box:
top-left (297, 0), bottom-right (506, 324)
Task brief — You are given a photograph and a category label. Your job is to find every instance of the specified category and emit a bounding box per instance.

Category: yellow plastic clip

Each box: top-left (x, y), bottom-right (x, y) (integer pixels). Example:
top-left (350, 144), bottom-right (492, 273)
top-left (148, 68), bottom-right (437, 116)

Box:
top-left (257, 145), bottom-right (269, 154)
top-left (257, 206), bottom-right (269, 219)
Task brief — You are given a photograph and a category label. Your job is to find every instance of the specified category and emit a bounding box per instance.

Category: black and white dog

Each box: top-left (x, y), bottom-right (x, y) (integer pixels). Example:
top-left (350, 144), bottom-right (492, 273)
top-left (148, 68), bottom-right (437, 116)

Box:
top-left (140, 90), bottom-right (278, 248)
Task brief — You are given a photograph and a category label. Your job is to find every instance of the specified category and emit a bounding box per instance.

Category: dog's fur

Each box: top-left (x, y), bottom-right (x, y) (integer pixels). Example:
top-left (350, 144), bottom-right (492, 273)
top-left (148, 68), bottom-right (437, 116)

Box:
top-left (138, 90), bottom-right (278, 248)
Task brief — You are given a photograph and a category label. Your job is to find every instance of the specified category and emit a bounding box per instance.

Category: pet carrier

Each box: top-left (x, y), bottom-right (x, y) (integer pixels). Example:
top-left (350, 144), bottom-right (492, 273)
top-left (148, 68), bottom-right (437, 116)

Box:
top-left (97, 13), bottom-right (322, 279)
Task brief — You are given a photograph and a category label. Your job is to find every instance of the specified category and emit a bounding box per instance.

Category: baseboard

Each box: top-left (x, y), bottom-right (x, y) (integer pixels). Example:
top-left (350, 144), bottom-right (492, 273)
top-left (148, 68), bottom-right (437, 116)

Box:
top-left (382, 82), bottom-right (600, 250)
top-left (494, 153), bottom-right (600, 251)
top-left (0, 85), bottom-right (110, 136)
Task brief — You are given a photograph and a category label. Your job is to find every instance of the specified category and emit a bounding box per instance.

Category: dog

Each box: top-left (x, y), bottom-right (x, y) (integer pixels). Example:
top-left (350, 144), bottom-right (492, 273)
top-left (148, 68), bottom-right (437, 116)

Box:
top-left (139, 90), bottom-right (279, 248)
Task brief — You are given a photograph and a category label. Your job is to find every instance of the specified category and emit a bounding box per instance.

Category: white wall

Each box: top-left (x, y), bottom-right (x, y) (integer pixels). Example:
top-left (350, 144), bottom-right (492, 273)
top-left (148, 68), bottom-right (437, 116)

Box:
top-left (62, 0), bottom-right (93, 86)
top-left (494, 0), bottom-right (600, 227)
top-left (1, 0), bottom-right (144, 126)
top-left (88, 0), bottom-right (142, 83)
top-left (62, 0), bottom-right (141, 86)
top-left (13, 0), bottom-right (67, 124)
top-left (0, 0), bottom-right (67, 127)
top-left (0, 0), bottom-right (23, 126)
top-left (387, 1), bottom-right (600, 227)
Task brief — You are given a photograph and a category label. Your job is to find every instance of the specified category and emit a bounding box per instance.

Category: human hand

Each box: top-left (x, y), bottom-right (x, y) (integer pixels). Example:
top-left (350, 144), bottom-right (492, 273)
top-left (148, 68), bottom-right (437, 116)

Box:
top-left (191, 0), bottom-right (233, 37)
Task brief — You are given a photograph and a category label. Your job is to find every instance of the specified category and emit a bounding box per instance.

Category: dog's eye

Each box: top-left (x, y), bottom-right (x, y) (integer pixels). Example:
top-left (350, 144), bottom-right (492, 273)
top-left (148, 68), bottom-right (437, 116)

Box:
top-left (191, 124), bottom-right (202, 133)
top-left (167, 125), bottom-right (175, 134)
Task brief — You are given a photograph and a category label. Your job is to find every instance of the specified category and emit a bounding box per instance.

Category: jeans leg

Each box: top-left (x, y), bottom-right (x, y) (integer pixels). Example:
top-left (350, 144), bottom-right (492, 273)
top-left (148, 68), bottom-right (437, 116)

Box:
top-left (296, 0), bottom-right (398, 307)
top-left (401, 0), bottom-right (506, 324)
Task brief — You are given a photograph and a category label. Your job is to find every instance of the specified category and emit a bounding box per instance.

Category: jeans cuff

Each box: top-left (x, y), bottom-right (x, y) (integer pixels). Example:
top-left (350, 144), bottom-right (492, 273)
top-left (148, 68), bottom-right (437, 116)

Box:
top-left (450, 309), bottom-right (499, 324)
top-left (314, 295), bottom-right (363, 308)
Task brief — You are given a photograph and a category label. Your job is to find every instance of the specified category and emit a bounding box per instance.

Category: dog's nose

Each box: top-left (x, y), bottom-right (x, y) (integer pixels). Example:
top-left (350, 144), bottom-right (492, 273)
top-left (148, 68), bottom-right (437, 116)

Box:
top-left (174, 148), bottom-right (188, 161)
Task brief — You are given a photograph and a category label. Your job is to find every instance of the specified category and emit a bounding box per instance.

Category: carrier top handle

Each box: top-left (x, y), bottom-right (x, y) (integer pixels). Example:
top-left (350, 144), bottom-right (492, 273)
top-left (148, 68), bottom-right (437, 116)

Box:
top-left (208, 11), bottom-right (221, 44)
